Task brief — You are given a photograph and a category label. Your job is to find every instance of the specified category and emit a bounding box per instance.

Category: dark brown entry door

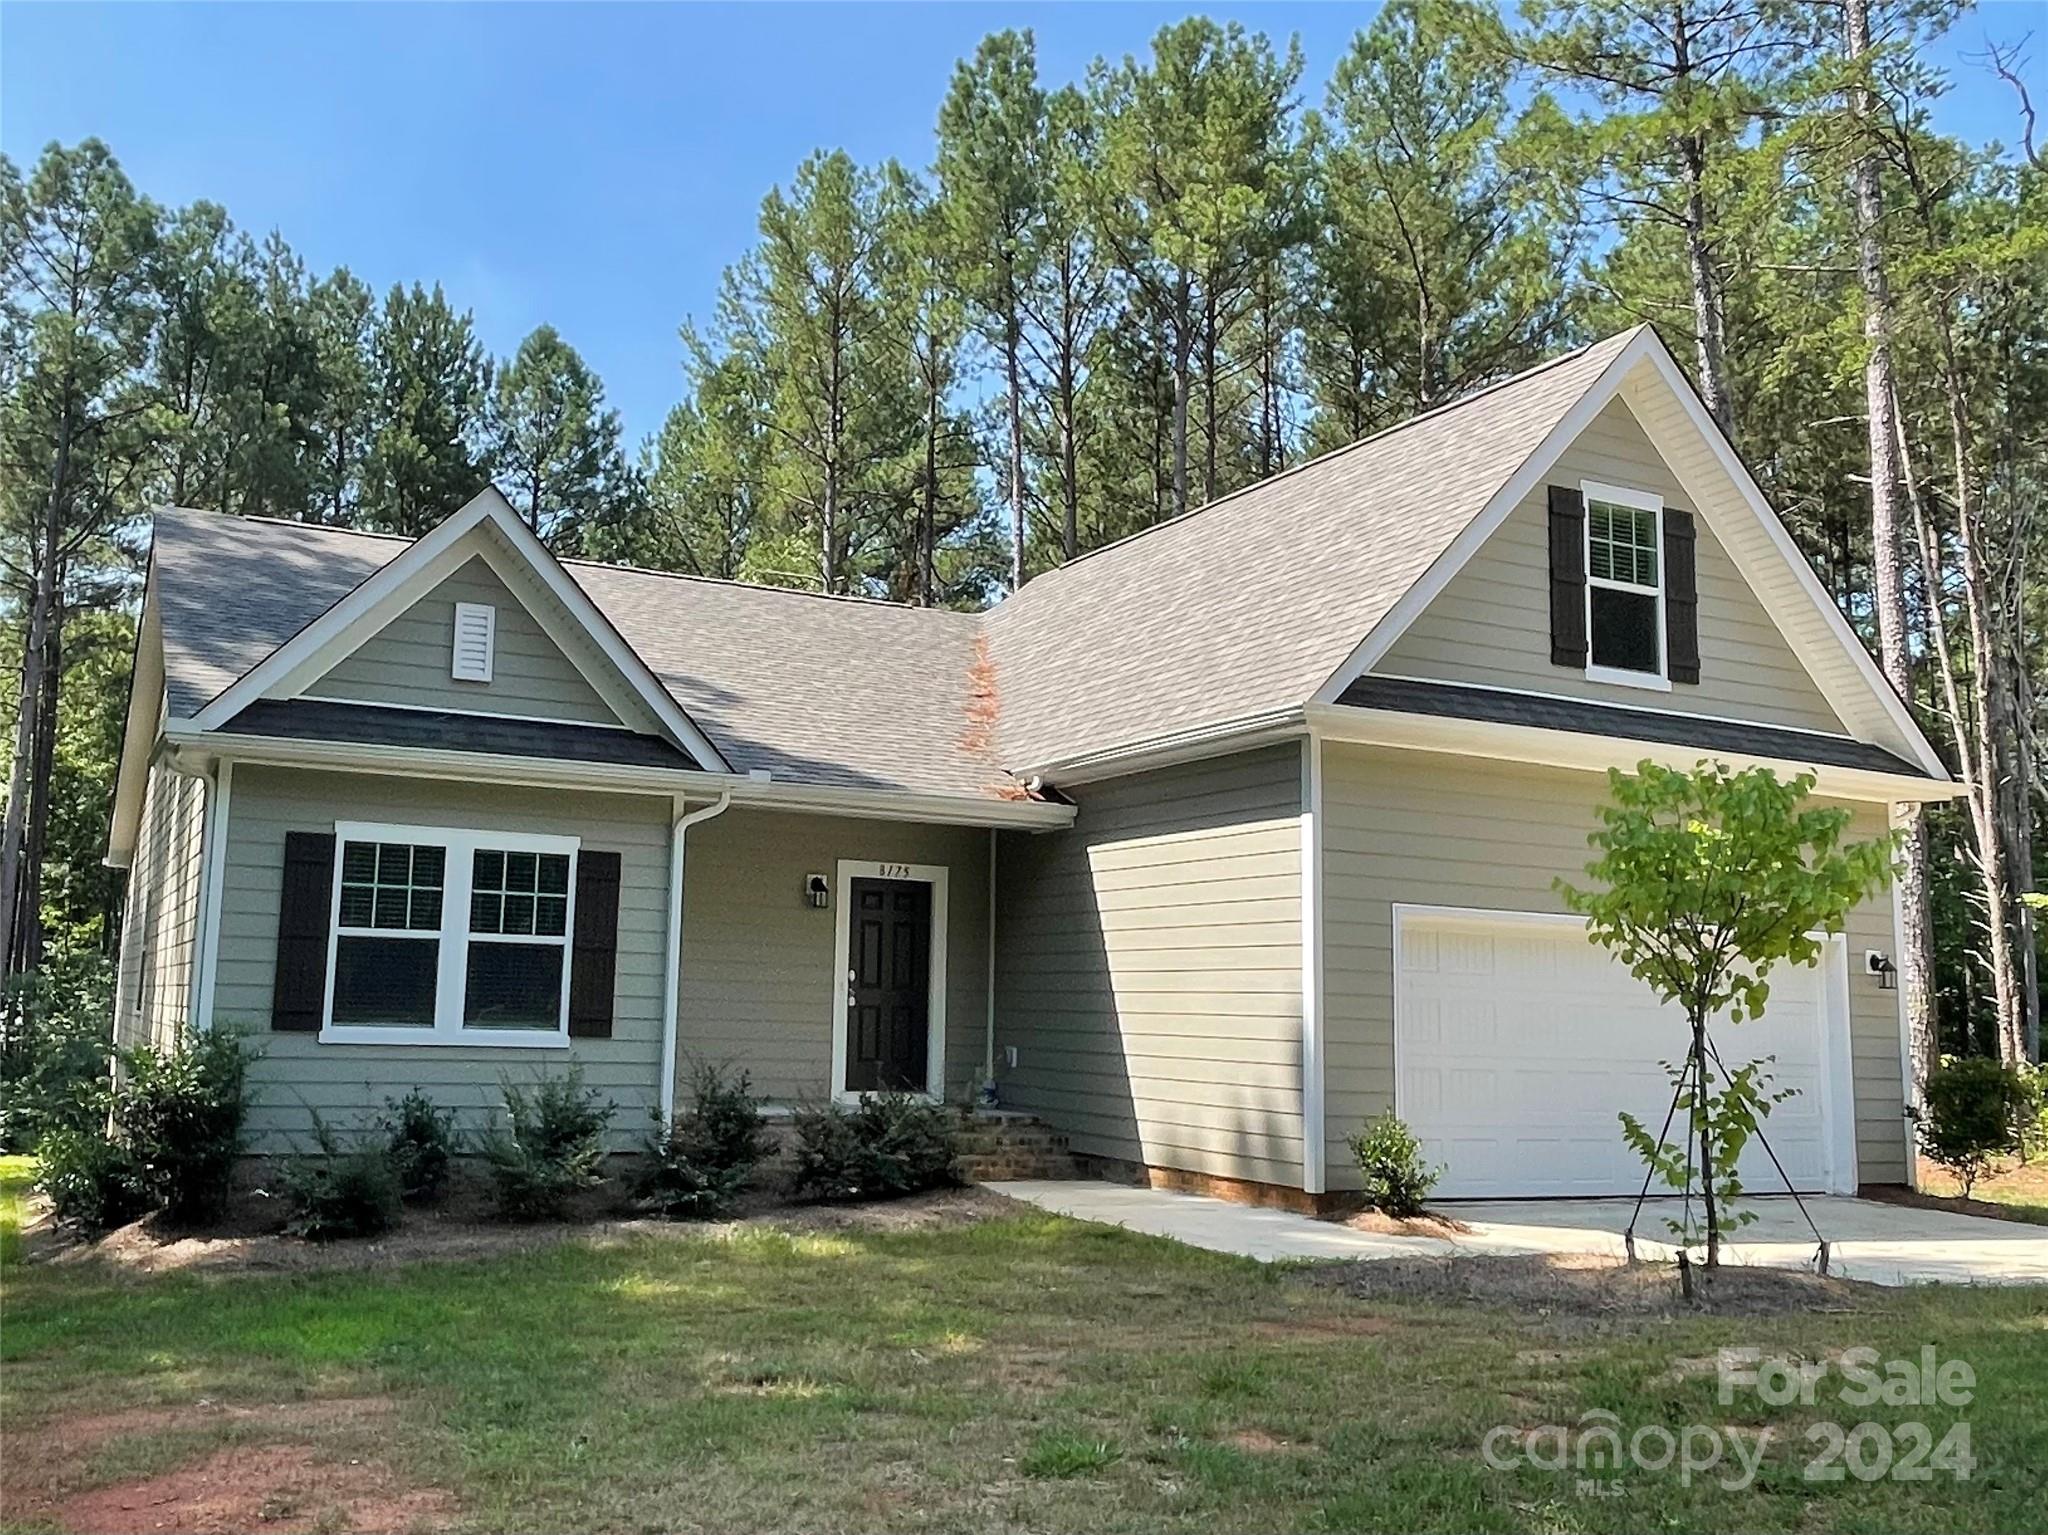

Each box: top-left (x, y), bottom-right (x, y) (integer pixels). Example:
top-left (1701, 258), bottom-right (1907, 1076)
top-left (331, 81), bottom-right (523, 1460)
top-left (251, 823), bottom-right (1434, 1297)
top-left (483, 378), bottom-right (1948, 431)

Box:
top-left (845, 877), bottom-right (932, 1093)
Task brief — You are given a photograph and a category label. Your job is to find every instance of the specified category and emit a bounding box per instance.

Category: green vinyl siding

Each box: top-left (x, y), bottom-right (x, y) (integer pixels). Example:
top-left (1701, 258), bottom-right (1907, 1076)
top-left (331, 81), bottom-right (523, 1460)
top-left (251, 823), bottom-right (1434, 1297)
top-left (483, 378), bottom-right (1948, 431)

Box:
top-left (306, 556), bottom-right (637, 726)
top-left (1375, 397), bottom-right (1847, 735)
top-left (1317, 743), bottom-right (1910, 1189)
top-left (994, 745), bottom-right (1306, 1188)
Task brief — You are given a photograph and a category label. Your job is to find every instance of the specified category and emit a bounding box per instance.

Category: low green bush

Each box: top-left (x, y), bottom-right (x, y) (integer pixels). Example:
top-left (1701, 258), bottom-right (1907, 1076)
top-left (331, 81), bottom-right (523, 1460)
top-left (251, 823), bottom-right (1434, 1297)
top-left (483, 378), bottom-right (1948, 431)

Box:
top-left (1346, 1111), bottom-right (1441, 1218)
top-left (789, 1093), bottom-right (958, 1203)
top-left (481, 1066), bottom-right (615, 1221)
top-left (381, 1089), bottom-right (458, 1202)
top-left (115, 1026), bottom-right (253, 1225)
top-left (1918, 1055), bottom-right (2032, 1197)
top-left (36, 1124), bottom-right (152, 1235)
top-left (280, 1118), bottom-right (402, 1241)
top-left (637, 1062), bottom-right (771, 1219)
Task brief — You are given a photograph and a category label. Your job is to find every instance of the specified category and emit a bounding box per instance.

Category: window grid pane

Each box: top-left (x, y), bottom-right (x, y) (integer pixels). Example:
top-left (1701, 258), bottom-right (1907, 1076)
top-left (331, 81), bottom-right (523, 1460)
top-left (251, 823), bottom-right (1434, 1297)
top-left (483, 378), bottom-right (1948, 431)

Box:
top-left (470, 849), bottom-right (573, 939)
top-left (1589, 500), bottom-right (1658, 589)
top-left (338, 839), bottom-right (445, 933)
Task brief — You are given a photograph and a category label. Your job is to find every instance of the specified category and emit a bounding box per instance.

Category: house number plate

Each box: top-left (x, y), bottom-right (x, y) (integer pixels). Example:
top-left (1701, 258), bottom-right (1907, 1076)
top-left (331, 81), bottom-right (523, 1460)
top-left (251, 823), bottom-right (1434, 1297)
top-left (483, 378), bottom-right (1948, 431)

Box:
top-left (875, 863), bottom-right (912, 879)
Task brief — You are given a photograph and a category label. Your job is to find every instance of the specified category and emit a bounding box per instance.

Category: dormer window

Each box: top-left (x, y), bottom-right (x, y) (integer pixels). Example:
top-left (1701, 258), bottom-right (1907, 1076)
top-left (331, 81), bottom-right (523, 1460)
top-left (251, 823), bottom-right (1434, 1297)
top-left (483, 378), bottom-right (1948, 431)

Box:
top-left (1582, 481), bottom-right (1666, 688)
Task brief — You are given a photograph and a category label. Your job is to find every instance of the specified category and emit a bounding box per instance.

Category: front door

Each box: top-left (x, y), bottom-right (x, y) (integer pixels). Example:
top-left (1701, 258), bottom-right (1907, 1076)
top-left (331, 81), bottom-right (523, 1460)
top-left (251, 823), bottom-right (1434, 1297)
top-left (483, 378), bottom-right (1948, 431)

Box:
top-left (844, 877), bottom-right (932, 1093)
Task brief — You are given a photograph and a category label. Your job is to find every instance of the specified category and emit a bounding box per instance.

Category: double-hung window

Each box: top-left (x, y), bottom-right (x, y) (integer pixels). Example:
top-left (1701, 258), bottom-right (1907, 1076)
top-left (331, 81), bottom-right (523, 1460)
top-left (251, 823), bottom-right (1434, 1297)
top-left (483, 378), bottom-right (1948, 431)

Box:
top-left (1582, 480), bottom-right (1666, 688)
top-left (323, 823), bottom-right (578, 1046)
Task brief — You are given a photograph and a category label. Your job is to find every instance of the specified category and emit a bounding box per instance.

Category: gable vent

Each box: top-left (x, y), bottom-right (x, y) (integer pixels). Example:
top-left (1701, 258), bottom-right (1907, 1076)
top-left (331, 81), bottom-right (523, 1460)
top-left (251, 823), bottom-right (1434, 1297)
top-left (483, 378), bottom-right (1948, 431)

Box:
top-left (451, 602), bottom-right (495, 683)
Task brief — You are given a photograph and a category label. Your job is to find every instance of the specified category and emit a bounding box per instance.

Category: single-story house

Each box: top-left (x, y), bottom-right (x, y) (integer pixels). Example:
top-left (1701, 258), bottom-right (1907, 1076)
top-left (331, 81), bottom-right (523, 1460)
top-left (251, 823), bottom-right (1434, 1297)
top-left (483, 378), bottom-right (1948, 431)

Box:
top-left (108, 324), bottom-right (1957, 1204)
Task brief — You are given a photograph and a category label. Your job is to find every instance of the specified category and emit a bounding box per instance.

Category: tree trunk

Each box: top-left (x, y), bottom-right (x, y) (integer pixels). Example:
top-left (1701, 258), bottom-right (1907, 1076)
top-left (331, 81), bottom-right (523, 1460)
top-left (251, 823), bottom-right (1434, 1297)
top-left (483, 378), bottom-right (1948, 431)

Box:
top-left (1004, 276), bottom-right (1026, 592)
top-left (1201, 287), bottom-right (1218, 506)
top-left (1845, 0), bottom-right (1938, 1087)
top-left (1170, 277), bottom-right (1191, 520)
top-left (16, 615), bottom-right (61, 976)
top-left (1695, 1017), bottom-right (1720, 1268)
top-left (1679, 132), bottom-right (1735, 437)
top-left (920, 371), bottom-right (939, 608)
top-left (0, 412), bottom-right (72, 984)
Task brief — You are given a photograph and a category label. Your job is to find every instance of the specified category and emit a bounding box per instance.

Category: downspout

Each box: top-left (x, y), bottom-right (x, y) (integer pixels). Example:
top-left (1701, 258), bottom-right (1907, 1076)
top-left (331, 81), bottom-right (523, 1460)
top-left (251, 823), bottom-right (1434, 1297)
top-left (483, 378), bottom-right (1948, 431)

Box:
top-left (659, 790), bottom-right (732, 1124)
top-left (984, 826), bottom-right (998, 1095)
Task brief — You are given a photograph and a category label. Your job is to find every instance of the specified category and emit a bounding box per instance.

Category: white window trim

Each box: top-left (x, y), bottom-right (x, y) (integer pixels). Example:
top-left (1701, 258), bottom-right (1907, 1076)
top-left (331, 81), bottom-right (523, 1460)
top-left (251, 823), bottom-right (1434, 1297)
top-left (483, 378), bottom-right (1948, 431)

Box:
top-left (320, 820), bottom-right (579, 1048)
top-left (827, 858), bottom-right (948, 1104)
top-left (1582, 478), bottom-right (1670, 692)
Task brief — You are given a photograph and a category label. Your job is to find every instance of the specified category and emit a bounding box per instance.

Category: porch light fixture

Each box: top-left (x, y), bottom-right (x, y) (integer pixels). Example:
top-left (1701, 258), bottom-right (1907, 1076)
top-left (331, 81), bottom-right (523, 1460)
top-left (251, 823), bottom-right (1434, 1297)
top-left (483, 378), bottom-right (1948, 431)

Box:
top-left (805, 873), bottom-right (830, 909)
top-left (1866, 950), bottom-right (1898, 990)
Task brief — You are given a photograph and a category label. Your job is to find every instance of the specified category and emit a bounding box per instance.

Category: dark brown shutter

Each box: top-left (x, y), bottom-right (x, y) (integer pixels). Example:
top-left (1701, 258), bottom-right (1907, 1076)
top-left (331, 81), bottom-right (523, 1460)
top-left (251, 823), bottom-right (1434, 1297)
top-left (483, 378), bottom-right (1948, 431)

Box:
top-left (1664, 507), bottom-right (1701, 685)
top-left (568, 849), bottom-right (621, 1038)
top-left (1547, 485), bottom-right (1588, 667)
top-left (271, 831), bottom-right (336, 1032)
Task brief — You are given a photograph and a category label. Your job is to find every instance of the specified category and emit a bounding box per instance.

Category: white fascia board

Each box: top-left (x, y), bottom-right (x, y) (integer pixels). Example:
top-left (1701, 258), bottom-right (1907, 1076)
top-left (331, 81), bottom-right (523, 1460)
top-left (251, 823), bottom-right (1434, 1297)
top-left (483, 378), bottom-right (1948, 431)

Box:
top-left (184, 489), bottom-right (734, 775)
top-left (1311, 327), bottom-right (1658, 706)
top-left (167, 725), bottom-right (1077, 830)
top-left (1303, 702), bottom-right (1966, 806)
top-left (1621, 345), bottom-right (1948, 781)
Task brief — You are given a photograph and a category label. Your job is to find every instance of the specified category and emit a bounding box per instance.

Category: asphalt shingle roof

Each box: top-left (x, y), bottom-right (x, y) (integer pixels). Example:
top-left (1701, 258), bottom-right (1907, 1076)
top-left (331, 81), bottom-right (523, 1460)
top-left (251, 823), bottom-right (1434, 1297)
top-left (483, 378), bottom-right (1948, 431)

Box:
top-left (150, 330), bottom-right (1710, 799)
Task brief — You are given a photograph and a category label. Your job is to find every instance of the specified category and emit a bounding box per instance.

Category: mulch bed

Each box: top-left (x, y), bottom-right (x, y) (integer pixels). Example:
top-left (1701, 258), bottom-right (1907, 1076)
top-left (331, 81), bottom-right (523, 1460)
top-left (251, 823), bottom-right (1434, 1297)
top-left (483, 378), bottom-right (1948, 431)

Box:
top-left (19, 1173), bottom-right (1019, 1278)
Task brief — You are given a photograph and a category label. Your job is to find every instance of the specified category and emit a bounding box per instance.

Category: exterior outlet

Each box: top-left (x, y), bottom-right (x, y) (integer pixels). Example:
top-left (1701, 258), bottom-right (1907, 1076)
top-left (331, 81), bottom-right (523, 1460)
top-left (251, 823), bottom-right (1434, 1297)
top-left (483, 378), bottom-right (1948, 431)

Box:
top-left (451, 601), bottom-right (495, 682)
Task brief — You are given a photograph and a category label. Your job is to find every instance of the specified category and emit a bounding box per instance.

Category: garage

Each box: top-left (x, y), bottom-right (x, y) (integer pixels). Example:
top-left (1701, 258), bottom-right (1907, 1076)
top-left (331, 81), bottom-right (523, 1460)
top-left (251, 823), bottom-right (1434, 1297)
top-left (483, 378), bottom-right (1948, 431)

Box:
top-left (1394, 906), bottom-right (1856, 1199)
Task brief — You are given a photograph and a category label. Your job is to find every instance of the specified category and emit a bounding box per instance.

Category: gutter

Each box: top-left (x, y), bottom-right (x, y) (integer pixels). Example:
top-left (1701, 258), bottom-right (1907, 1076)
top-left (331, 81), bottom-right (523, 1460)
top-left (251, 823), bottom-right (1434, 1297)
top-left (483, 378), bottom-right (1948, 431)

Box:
top-left (1012, 706), bottom-right (1308, 787)
top-left (660, 791), bottom-right (732, 1124)
top-left (162, 724), bottom-right (1077, 830)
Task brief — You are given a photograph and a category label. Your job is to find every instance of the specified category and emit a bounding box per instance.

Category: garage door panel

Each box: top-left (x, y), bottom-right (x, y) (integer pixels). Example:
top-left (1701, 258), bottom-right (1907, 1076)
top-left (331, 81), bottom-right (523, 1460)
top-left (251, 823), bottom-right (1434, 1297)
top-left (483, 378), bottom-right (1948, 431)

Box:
top-left (1397, 912), bottom-right (1838, 1198)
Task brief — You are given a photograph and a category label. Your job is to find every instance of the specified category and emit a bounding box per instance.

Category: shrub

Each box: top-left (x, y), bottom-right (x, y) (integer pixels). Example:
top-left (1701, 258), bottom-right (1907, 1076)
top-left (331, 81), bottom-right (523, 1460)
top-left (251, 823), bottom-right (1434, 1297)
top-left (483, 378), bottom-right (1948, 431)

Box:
top-left (0, 954), bottom-right (117, 1151)
top-left (381, 1089), bottom-right (458, 1202)
top-left (280, 1117), bottom-right (402, 1241)
top-left (481, 1065), bottom-right (615, 1221)
top-left (114, 1026), bottom-right (252, 1225)
top-left (637, 1062), bottom-right (771, 1219)
top-left (1918, 1055), bottom-right (2031, 1197)
top-left (789, 1092), bottom-right (958, 1203)
top-left (36, 1124), bottom-right (152, 1235)
top-left (1346, 1112), bottom-right (1441, 1218)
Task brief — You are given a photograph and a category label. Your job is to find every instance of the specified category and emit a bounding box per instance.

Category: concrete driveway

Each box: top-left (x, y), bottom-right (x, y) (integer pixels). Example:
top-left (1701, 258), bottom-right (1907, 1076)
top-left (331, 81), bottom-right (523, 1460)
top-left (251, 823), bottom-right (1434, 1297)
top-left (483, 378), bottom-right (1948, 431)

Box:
top-left (989, 1180), bottom-right (2048, 1287)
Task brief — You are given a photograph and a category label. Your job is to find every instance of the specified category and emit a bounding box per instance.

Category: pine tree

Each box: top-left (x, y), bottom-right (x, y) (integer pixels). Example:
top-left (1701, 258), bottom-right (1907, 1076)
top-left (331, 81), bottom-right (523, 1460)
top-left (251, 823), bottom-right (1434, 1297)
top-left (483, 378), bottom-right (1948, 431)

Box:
top-left (360, 282), bottom-right (490, 536)
top-left (488, 324), bottom-right (628, 551)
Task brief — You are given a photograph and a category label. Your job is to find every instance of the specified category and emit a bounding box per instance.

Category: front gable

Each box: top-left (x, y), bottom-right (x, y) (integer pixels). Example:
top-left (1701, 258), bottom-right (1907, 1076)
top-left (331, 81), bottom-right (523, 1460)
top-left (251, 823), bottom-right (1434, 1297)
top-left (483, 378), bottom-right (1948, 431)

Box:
top-left (304, 555), bottom-right (641, 729)
top-left (1372, 395), bottom-right (1848, 736)
top-left (186, 489), bottom-right (731, 773)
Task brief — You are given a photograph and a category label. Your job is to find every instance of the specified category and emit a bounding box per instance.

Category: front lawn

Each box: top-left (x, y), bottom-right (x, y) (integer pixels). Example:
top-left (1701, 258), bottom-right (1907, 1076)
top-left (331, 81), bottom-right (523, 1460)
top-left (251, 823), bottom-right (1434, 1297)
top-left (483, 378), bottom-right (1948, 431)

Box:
top-left (1915, 1156), bottom-right (2048, 1226)
top-left (3, 1201), bottom-right (2044, 1533)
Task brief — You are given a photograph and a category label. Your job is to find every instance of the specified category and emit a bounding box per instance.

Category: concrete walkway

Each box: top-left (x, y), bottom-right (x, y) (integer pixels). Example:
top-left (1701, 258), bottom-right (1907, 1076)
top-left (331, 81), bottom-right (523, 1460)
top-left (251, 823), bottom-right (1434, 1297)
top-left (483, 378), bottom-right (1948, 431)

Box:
top-left (988, 1180), bottom-right (2048, 1287)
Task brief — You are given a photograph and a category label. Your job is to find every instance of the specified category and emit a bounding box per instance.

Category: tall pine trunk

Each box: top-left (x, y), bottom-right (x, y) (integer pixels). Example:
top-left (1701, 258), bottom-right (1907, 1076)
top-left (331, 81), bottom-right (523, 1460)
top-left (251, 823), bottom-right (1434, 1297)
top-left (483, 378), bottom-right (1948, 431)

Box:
top-left (1845, 0), bottom-right (1939, 1087)
top-left (1004, 267), bottom-right (1026, 591)
top-left (1170, 276), bottom-right (1191, 520)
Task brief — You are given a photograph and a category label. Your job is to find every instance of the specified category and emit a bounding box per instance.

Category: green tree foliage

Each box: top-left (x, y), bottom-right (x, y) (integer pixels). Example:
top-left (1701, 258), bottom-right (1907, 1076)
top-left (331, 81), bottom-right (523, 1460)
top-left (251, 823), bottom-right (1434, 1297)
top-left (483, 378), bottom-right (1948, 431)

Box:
top-left (1307, 0), bottom-right (1571, 444)
top-left (488, 324), bottom-right (633, 551)
top-left (1558, 762), bottom-right (1899, 1263)
top-left (360, 281), bottom-right (490, 536)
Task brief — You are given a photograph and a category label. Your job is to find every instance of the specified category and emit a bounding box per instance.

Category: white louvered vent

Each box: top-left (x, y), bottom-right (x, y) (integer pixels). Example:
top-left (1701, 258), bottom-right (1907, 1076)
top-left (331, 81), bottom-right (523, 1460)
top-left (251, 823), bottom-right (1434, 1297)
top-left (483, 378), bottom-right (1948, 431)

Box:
top-left (451, 602), bottom-right (495, 683)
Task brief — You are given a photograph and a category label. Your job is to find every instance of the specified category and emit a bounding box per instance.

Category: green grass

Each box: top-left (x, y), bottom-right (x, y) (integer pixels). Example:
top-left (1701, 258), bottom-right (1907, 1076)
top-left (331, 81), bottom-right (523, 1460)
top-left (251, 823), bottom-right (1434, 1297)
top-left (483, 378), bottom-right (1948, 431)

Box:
top-left (1920, 1158), bottom-right (2048, 1225)
top-left (0, 1154), bottom-right (34, 1266)
top-left (4, 1211), bottom-right (2047, 1532)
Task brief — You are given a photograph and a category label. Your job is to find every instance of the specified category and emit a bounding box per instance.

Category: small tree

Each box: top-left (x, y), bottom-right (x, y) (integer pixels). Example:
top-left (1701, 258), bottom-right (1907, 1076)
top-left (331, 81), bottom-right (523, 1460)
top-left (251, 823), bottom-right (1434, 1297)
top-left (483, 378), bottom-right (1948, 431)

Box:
top-left (1557, 761), bottom-right (1898, 1267)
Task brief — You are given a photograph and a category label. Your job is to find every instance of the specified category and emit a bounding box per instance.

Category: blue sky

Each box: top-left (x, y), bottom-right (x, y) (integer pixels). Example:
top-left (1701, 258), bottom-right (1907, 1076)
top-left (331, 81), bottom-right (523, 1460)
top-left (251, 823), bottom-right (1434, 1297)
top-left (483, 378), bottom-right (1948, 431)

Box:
top-left (4, 2), bottom-right (2041, 446)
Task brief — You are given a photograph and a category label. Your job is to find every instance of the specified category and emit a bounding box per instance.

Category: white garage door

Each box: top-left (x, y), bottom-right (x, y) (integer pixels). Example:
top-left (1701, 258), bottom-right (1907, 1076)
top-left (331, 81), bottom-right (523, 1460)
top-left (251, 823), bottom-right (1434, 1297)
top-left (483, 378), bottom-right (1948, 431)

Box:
top-left (1395, 909), bottom-right (1850, 1198)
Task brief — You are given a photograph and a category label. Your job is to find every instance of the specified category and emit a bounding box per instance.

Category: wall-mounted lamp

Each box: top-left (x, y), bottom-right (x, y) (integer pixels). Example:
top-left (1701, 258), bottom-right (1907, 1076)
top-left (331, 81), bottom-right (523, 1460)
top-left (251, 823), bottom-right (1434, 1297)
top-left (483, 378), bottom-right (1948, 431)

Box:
top-left (1865, 950), bottom-right (1898, 991)
top-left (804, 873), bottom-right (830, 910)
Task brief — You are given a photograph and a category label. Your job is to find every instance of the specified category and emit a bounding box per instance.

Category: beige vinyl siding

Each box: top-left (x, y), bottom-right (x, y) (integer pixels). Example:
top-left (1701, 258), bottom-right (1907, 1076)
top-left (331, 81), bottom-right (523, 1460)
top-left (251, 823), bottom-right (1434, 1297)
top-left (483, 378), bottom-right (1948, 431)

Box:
top-left (994, 745), bottom-right (1305, 1187)
top-left (213, 766), bottom-right (673, 1151)
top-left (307, 557), bottom-right (629, 725)
top-left (1375, 397), bottom-right (1847, 735)
top-left (675, 810), bottom-right (990, 1105)
top-left (1318, 743), bottom-right (1910, 1189)
top-left (113, 762), bottom-right (209, 1051)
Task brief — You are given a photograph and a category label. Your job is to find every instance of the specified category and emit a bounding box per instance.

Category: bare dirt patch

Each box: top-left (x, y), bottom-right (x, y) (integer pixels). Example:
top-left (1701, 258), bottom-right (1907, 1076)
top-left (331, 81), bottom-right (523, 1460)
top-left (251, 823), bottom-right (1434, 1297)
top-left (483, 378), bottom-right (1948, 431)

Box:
top-left (3, 1397), bottom-right (438, 1535)
top-left (1296, 1251), bottom-right (1881, 1326)
top-left (1247, 1312), bottom-right (1402, 1341)
top-left (1225, 1428), bottom-right (1299, 1455)
top-left (39, 1178), bottom-right (1017, 1277)
top-left (52, 1444), bottom-right (456, 1535)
